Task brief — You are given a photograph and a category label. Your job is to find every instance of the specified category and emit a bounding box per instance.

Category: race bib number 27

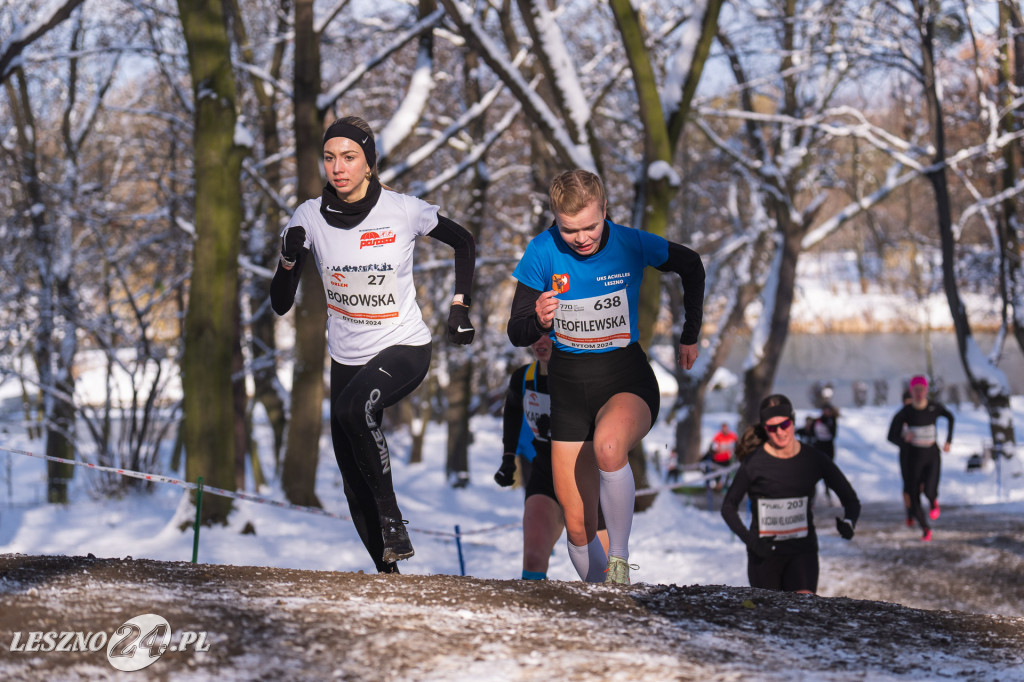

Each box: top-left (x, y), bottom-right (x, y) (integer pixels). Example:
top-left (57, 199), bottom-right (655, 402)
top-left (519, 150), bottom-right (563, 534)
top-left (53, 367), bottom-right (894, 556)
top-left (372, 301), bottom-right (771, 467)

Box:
top-left (323, 269), bottom-right (400, 327)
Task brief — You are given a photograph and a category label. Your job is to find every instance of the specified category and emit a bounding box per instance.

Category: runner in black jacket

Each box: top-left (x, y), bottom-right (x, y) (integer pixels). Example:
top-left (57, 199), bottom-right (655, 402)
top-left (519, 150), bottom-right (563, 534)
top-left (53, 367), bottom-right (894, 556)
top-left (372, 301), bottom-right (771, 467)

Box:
top-left (722, 394), bottom-right (860, 594)
top-left (887, 375), bottom-right (954, 541)
top-left (494, 334), bottom-right (608, 579)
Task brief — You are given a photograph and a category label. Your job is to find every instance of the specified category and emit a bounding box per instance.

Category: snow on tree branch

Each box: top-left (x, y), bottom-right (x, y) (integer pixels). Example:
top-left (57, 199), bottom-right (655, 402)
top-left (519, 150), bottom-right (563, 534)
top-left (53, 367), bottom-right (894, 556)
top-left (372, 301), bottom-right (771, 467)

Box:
top-left (0, 0), bottom-right (87, 83)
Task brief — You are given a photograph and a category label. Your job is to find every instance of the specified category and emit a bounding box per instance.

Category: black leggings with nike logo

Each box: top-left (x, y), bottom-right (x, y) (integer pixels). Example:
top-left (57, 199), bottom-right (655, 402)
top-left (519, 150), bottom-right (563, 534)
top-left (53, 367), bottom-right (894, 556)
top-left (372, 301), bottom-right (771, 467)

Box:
top-left (330, 343), bottom-right (431, 571)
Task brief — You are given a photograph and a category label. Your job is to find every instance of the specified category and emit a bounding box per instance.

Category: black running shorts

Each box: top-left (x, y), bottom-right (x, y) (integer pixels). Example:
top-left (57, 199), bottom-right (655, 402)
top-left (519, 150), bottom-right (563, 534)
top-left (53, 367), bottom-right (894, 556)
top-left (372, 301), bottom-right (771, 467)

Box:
top-left (547, 343), bottom-right (660, 443)
top-left (747, 547), bottom-right (820, 593)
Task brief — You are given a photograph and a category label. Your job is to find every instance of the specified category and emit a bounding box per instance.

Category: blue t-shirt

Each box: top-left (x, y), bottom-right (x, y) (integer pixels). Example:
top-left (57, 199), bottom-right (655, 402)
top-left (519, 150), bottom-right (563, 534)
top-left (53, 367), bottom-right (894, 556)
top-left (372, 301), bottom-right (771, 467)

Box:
top-left (512, 221), bottom-right (669, 353)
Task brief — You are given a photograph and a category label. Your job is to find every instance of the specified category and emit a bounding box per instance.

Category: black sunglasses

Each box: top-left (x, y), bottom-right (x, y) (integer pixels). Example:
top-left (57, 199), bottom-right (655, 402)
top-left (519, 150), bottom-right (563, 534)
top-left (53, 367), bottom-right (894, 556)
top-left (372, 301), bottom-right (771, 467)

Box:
top-left (765, 418), bottom-right (793, 434)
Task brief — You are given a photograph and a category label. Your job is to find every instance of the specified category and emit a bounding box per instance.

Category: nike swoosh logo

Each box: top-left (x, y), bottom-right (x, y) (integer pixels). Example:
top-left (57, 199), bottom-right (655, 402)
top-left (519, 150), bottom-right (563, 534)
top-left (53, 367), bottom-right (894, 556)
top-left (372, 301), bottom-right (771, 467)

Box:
top-left (324, 206), bottom-right (344, 213)
top-left (456, 326), bottom-right (473, 333)
top-left (378, 368), bottom-right (392, 377)
top-left (362, 136), bottom-right (369, 145)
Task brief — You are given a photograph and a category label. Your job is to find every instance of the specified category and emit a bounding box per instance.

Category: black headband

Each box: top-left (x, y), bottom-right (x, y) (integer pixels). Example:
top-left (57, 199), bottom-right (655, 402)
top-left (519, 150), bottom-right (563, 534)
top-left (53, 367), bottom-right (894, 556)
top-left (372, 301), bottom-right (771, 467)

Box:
top-left (760, 400), bottom-right (794, 425)
top-left (322, 121), bottom-right (376, 169)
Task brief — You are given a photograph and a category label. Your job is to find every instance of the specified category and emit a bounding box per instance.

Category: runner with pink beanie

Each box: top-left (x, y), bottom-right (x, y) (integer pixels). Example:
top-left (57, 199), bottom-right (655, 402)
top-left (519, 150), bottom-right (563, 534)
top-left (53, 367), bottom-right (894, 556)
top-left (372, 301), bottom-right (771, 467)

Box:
top-left (886, 375), bottom-right (955, 541)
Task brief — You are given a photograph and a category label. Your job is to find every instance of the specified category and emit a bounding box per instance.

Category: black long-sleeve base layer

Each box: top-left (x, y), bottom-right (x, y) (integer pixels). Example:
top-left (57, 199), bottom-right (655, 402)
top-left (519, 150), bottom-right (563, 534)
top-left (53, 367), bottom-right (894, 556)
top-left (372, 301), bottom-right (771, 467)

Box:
top-left (721, 444), bottom-right (861, 554)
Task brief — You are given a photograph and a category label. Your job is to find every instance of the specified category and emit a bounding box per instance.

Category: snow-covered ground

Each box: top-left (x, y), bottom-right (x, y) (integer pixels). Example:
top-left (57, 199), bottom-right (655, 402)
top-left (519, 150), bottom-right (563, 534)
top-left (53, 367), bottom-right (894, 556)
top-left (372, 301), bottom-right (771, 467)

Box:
top-left (2, 398), bottom-right (1021, 586)
top-left (2, 390), bottom-right (1023, 680)
top-left (1, 250), bottom-right (1022, 678)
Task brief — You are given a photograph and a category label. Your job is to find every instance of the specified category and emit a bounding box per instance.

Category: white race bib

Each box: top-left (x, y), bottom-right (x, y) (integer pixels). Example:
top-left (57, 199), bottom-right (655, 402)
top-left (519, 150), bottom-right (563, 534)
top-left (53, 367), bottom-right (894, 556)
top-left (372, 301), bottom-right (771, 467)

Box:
top-left (552, 289), bottom-right (631, 350)
top-left (757, 496), bottom-right (809, 540)
top-left (907, 424), bottom-right (937, 447)
top-left (323, 267), bottom-right (400, 327)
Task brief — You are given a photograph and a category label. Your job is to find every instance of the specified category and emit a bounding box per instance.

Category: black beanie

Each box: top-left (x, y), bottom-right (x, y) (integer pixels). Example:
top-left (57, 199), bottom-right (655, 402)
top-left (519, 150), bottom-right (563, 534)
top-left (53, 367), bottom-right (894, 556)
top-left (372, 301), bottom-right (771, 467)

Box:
top-left (759, 395), bottom-right (795, 425)
top-left (322, 120), bottom-right (376, 169)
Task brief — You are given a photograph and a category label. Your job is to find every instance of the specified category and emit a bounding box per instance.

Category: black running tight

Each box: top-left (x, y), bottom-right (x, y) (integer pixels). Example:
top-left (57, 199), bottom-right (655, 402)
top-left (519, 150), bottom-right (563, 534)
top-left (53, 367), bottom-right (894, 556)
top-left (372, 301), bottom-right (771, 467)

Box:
top-left (906, 445), bottom-right (941, 530)
top-left (330, 344), bottom-right (431, 571)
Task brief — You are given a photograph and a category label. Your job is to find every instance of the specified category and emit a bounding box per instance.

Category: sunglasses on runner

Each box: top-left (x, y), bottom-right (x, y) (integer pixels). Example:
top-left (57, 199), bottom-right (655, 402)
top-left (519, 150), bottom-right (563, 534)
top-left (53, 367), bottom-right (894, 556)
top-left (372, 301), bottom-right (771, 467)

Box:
top-left (765, 418), bottom-right (793, 434)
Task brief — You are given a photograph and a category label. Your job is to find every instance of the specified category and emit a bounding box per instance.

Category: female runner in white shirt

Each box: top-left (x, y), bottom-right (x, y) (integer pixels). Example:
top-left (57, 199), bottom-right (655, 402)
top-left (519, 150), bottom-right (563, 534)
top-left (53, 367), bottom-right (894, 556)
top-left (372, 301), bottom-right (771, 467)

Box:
top-left (271, 116), bottom-right (476, 573)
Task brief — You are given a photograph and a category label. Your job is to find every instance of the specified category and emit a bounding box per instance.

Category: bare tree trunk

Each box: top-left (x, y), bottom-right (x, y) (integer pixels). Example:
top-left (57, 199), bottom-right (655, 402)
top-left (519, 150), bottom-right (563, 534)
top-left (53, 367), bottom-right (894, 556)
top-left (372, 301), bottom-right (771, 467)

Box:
top-left (915, 0), bottom-right (1016, 450)
top-left (445, 47), bottom-right (485, 486)
top-left (741, 224), bottom-right (802, 427)
top-left (444, 363), bottom-right (472, 485)
top-left (398, 383), bottom-right (432, 464)
top-left (233, 297), bottom-right (248, 491)
top-left (6, 69), bottom-right (77, 503)
top-left (998, 0), bottom-right (1024, 356)
top-left (231, 0), bottom-right (291, 470)
top-left (281, 0), bottom-right (326, 507)
top-left (723, 0), bottom-right (825, 428)
top-left (47, 250), bottom-right (78, 503)
top-left (178, 0), bottom-right (247, 524)
top-left (608, 0), bottom-right (723, 506)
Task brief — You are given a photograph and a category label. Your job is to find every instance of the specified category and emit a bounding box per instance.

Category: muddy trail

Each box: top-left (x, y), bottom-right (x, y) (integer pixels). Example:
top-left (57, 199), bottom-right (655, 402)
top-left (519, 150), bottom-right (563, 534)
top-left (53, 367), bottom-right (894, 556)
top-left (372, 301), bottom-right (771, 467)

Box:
top-left (0, 500), bottom-right (1022, 681)
top-left (819, 500), bottom-right (1024, 616)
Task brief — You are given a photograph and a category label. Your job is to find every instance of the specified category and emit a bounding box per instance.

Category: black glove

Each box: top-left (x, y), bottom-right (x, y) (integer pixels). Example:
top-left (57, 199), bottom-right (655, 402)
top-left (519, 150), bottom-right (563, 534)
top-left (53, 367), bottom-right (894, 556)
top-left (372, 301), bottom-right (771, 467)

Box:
top-left (494, 453), bottom-right (516, 487)
top-left (836, 517), bottom-right (855, 540)
top-left (535, 414), bottom-right (551, 441)
top-left (749, 536), bottom-right (776, 559)
top-left (447, 304), bottom-right (475, 344)
top-left (281, 226), bottom-right (306, 265)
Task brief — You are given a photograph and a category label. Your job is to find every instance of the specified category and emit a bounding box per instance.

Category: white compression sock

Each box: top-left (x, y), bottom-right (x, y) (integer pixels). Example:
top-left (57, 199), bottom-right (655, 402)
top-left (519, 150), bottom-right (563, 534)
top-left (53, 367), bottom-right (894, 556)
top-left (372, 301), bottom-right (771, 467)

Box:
top-left (585, 534), bottom-right (607, 581)
top-left (599, 464), bottom-right (635, 560)
top-left (567, 536), bottom-right (608, 582)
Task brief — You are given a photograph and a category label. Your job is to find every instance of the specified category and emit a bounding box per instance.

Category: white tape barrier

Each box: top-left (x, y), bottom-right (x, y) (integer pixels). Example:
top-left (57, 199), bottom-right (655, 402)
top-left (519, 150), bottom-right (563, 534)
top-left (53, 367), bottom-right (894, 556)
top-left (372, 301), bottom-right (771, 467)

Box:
top-left (635, 462), bottom-right (740, 497)
top-left (0, 445), bottom-right (519, 539)
top-left (0, 445), bottom-right (735, 539)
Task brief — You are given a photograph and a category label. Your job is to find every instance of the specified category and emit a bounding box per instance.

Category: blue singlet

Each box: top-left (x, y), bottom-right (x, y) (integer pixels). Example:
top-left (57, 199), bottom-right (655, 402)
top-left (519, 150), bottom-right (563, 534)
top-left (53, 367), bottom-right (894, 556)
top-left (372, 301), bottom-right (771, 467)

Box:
top-left (512, 221), bottom-right (668, 354)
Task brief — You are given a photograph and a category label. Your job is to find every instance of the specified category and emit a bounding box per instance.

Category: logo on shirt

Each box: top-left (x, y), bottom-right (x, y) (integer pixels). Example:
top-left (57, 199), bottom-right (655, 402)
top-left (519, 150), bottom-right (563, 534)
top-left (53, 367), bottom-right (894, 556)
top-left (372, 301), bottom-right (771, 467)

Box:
top-left (359, 229), bottom-right (397, 249)
top-left (552, 273), bottom-right (570, 294)
top-left (330, 273), bottom-right (347, 287)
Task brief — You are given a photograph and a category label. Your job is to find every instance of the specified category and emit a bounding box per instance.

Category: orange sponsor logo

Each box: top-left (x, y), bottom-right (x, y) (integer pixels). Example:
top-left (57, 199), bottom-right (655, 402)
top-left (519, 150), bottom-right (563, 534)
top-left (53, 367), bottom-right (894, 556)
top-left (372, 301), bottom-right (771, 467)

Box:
top-left (552, 273), bottom-right (570, 294)
top-left (359, 230), bottom-right (397, 249)
top-left (331, 273), bottom-right (347, 287)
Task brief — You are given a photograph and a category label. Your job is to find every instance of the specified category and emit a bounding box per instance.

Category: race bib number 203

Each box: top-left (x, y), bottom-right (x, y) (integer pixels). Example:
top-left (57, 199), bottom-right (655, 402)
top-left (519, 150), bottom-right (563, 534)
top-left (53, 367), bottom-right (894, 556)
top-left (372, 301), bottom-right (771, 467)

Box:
top-left (757, 496), bottom-right (809, 540)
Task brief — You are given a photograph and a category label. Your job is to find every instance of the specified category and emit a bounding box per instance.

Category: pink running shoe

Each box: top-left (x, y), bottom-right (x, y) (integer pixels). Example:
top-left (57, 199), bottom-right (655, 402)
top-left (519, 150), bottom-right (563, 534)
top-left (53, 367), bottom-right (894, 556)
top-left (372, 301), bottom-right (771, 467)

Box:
top-left (929, 503), bottom-right (940, 521)
top-left (922, 529), bottom-right (933, 542)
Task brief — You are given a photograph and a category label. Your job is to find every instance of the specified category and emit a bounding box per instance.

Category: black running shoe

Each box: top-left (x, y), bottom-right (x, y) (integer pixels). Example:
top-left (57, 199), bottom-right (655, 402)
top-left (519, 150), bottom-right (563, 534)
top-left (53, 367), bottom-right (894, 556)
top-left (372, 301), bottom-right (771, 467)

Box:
top-left (381, 517), bottom-right (414, 563)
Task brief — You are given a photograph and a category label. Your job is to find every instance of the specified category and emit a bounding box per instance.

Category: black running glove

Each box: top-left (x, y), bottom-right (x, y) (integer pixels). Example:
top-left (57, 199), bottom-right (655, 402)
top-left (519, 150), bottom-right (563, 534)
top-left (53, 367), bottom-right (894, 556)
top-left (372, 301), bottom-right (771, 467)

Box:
top-left (749, 536), bottom-right (776, 559)
top-left (494, 453), bottom-right (517, 487)
top-left (535, 413), bottom-right (551, 441)
top-left (836, 517), bottom-right (855, 540)
top-left (281, 226), bottom-right (306, 266)
top-left (447, 304), bottom-right (475, 344)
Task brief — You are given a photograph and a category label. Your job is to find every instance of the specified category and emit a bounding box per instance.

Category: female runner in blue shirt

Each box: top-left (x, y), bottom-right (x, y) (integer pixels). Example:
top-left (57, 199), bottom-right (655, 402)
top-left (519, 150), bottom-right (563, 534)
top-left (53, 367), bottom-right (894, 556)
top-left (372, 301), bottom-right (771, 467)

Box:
top-left (507, 169), bottom-right (705, 584)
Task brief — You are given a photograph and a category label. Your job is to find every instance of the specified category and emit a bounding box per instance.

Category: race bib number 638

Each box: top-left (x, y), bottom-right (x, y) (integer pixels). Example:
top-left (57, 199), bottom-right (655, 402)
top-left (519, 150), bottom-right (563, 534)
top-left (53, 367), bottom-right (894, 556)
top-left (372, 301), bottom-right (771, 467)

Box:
top-left (552, 289), bottom-right (631, 350)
